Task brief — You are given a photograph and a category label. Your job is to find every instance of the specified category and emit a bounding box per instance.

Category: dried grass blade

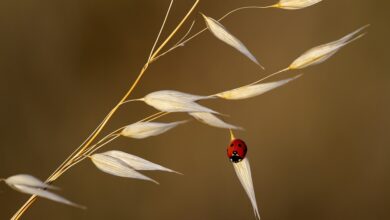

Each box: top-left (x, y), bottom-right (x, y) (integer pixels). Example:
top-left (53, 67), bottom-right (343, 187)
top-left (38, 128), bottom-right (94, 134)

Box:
top-left (189, 112), bottom-right (242, 130)
top-left (145, 90), bottom-right (213, 102)
top-left (91, 154), bottom-right (158, 184)
top-left (275, 0), bottom-right (322, 10)
top-left (121, 121), bottom-right (187, 139)
top-left (216, 74), bottom-right (302, 100)
top-left (12, 185), bottom-right (84, 208)
top-left (289, 25), bottom-right (368, 69)
top-left (201, 14), bottom-right (264, 69)
top-left (4, 174), bottom-right (83, 208)
top-left (143, 90), bottom-right (219, 113)
top-left (101, 150), bottom-right (181, 174)
top-left (233, 158), bottom-right (260, 219)
top-left (5, 174), bottom-right (58, 190)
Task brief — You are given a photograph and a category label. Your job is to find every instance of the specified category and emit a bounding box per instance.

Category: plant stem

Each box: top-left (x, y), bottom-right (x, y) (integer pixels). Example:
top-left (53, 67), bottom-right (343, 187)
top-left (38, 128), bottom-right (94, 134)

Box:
top-left (147, 112), bottom-right (170, 122)
top-left (208, 67), bottom-right (291, 98)
top-left (248, 67), bottom-right (290, 85)
top-left (147, 0), bottom-right (174, 62)
top-left (53, 134), bottom-right (121, 180)
top-left (229, 129), bottom-right (236, 141)
top-left (52, 111), bottom-right (171, 179)
top-left (85, 135), bottom-right (121, 156)
top-left (11, 1), bottom-right (199, 219)
top-left (218, 5), bottom-right (275, 21)
top-left (47, 112), bottom-right (113, 181)
top-left (151, 4), bottom-right (274, 62)
top-left (139, 111), bottom-right (166, 122)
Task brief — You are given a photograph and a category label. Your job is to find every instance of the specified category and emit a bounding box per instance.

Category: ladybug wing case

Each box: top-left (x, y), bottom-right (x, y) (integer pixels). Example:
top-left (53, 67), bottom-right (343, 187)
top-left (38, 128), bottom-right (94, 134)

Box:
top-left (227, 139), bottom-right (248, 163)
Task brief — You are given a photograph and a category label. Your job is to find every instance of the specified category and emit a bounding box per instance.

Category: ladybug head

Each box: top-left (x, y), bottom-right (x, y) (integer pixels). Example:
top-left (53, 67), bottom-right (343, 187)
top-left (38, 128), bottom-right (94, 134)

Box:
top-left (230, 151), bottom-right (243, 163)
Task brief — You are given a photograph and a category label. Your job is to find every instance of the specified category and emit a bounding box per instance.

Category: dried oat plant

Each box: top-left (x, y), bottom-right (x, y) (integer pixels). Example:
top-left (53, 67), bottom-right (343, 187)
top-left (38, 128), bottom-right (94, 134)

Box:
top-left (2, 0), bottom-right (368, 219)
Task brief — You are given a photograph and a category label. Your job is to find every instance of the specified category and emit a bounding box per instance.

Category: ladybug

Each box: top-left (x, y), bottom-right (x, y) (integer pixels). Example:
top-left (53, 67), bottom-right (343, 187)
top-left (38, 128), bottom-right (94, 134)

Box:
top-left (227, 139), bottom-right (247, 163)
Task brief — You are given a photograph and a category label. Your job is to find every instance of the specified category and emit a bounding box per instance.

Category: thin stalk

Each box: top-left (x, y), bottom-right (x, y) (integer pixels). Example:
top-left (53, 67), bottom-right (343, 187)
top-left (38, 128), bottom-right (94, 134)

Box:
top-left (208, 67), bottom-right (291, 98)
top-left (82, 111), bottom-right (167, 157)
top-left (76, 133), bottom-right (119, 158)
top-left (57, 134), bottom-right (121, 178)
top-left (151, 5), bottom-right (274, 62)
top-left (146, 112), bottom-right (170, 122)
top-left (248, 67), bottom-right (290, 85)
top-left (150, 0), bottom-right (199, 60)
top-left (218, 5), bottom-right (275, 21)
top-left (71, 133), bottom-right (120, 164)
top-left (148, 0), bottom-right (174, 62)
top-left (58, 124), bottom-right (126, 175)
top-left (47, 111), bottom-right (113, 180)
top-left (174, 20), bottom-right (196, 47)
top-left (54, 110), bottom-right (172, 178)
top-left (48, 99), bottom-right (141, 180)
top-left (11, 1), bottom-right (199, 219)
top-left (139, 111), bottom-right (166, 122)
top-left (63, 110), bottom-right (170, 171)
top-left (229, 129), bottom-right (236, 141)
top-left (85, 134), bottom-right (121, 156)
top-left (152, 20), bottom-right (196, 61)
top-left (120, 98), bottom-right (144, 106)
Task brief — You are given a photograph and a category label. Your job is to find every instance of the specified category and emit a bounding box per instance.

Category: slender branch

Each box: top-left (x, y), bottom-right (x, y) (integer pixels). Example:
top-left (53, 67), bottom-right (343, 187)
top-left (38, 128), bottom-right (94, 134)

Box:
top-left (146, 112), bottom-right (170, 122)
top-left (150, 0), bottom-right (199, 60)
top-left (47, 112), bottom-right (113, 180)
top-left (229, 129), bottom-right (236, 141)
top-left (248, 67), bottom-right (290, 85)
top-left (85, 135), bottom-right (121, 156)
top-left (72, 132), bottom-right (120, 163)
top-left (79, 133), bottom-right (119, 156)
top-left (152, 20), bottom-right (196, 61)
top-left (175, 20), bottom-right (196, 46)
top-left (52, 110), bottom-right (171, 179)
top-left (120, 98), bottom-right (144, 106)
top-left (56, 134), bottom-right (121, 178)
top-left (139, 111), bottom-right (166, 122)
top-left (148, 0), bottom-right (174, 62)
top-left (151, 4), bottom-right (274, 62)
top-left (11, 110), bottom-right (118, 219)
top-left (218, 5), bottom-right (275, 21)
top-left (208, 67), bottom-right (292, 98)
top-left (11, 1), bottom-right (199, 219)
top-left (57, 111), bottom-right (170, 176)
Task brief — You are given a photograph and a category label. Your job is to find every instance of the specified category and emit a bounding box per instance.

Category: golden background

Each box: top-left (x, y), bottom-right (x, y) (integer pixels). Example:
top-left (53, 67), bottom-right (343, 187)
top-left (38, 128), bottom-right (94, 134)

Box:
top-left (0, 0), bottom-right (389, 219)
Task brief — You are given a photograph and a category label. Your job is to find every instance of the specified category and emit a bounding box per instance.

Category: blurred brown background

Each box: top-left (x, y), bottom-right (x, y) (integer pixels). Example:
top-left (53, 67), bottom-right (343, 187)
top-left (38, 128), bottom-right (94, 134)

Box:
top-left (0, 0), bottom-right (389, 219)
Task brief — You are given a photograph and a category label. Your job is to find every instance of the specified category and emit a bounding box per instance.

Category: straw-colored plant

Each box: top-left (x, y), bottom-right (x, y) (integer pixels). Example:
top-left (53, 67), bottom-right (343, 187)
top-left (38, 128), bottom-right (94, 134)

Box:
top-left (1, 0), bottom-right (368, 219)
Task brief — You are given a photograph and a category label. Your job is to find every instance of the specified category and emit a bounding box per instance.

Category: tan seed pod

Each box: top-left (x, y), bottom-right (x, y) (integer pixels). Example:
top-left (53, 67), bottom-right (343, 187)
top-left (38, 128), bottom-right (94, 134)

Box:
top-left (142, 90), bottom-right (219, 114)
top-left (121, 121), bottom-right (187, 139)
top-left (216, 75), bottom-right (302, 100)
top-left (201, 13), bottom-right (264, 69)
top-left (189, 112), bottom-right (242, 130)
top-left (233, 158), bottom-right (260, 219)
top-left (3, 174), bottom-right (83, 208)
top-left (275, 0), bottom-right (322, 10)
top-left (91, 153), bottom-right (159, 184)
top-left (100, 150), bottom-right (180, 174)
top-left (289, 25), bottom-right (368, 69)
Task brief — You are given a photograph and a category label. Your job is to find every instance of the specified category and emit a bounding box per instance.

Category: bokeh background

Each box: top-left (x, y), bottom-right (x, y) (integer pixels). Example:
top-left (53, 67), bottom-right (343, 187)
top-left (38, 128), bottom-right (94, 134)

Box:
top-left (0, 0), bottom-right (389, 219)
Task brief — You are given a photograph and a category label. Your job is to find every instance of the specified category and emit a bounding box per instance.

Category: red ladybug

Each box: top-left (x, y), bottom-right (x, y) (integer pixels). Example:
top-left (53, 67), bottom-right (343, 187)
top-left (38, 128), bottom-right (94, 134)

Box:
top-left (227, 139), bottom-right (247, 163)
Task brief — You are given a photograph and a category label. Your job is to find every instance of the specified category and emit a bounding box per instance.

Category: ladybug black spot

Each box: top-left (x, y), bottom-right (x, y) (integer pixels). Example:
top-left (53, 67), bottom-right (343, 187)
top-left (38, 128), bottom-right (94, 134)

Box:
top-left (238, 143), bottom-right (242, 147)
top-left (230, 143), bottom-right (234, 147)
